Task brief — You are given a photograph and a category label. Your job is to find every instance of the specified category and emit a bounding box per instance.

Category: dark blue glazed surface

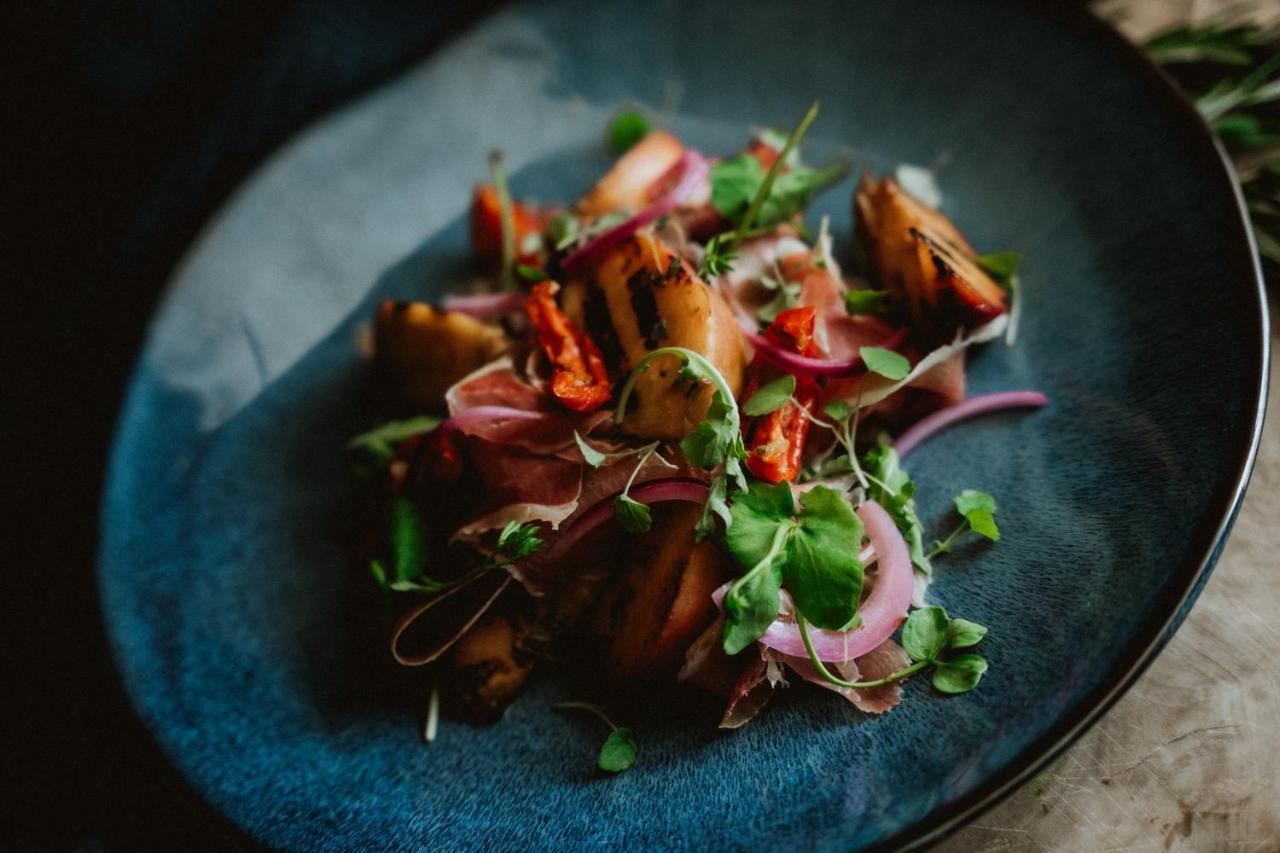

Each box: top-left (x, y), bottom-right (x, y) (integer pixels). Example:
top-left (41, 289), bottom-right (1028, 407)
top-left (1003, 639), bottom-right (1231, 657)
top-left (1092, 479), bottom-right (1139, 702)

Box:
top-left (99, 1), bottom-right (1267, 849)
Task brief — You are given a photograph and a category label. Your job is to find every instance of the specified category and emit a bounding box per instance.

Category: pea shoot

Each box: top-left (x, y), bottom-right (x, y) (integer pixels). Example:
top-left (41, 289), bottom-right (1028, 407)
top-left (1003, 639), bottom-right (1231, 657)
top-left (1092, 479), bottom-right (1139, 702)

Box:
top-left (554, 702), bottom-right (637, 774)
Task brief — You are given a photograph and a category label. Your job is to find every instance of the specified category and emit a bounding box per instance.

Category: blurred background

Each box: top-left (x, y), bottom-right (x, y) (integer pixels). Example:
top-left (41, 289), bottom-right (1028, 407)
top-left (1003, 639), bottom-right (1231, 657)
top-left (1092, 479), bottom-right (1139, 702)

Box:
top-left (7, 0), bottom-right (1276, 850)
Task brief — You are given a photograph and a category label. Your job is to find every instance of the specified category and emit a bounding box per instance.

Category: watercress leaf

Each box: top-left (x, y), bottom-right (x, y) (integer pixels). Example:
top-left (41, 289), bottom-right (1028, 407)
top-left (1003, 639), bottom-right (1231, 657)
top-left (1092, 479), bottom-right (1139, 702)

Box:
top-left (755, 163), bottom-right (848, 228)
top-left (348, 416), bottom-right (442, 465)
top-left (369, 559), bottom-right (389, 588)
top-left (932, 653), bottom-right (989, 694)
top-left (722, 560), bottom-right (783, 655)
top-left (844, 289), bottom-right (891, 316)
top-left (955, 489), bottom-right (1000, 541)
top-left (860, 346), bottom-right (911, 380)
top-left (743, 374), bottom-right (797, 416)
top-left (709, 153), bottom-right (766, 222)
top-left (613, 494), bottom-right (653, 534)
top-left (573, 431), bottom-right (607, 467)
top-left (973, 251), bottom-right (1022, 287)
top-left (946, 618), bottom-right (988, 649)
top-left (724, 481), bottom-right (797, 567)
top-left (548, 212), bottom-right (580, 251)
top-left (823, 400), bottom-right (851, 421)
top-left (695, 471), bottom-right (732, 541)
top-left (389, 496), bottom-right (427, 583)
top-left (783, 486), bottom-right (865, 630)
top-left (901, 606), bottom-right (950, 661)
top-left (598, 727), bottom-right (638, 772)
top-left (496, 521), bottom-right (544, 561)
top-left (608, 109), bottom-right (651, 155)
top-left (863, 440), bottom-right (932, 576)
top-left (967, 508), bottom-right (1000, 541)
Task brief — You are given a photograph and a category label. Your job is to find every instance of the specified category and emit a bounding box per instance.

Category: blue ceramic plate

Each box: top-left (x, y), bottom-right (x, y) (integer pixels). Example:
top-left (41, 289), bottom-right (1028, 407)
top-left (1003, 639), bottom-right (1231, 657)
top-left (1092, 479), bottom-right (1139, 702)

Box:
top-left (100, 1), bottom-right (1268, 848)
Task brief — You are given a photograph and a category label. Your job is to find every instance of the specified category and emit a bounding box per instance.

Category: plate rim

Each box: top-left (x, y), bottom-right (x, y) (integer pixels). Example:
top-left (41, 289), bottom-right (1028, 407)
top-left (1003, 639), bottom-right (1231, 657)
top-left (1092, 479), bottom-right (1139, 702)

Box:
top-left (887, 3), bottom-right (1271, 849)
top-left (95, 2), bottom-right (1272, 849)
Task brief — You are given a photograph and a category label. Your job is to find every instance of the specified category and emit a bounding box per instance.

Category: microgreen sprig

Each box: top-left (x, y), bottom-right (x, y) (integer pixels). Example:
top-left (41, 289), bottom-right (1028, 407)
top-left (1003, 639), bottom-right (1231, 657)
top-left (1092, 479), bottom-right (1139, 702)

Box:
top-left (574, 431), bottom-right (662, 534)
top-left (553, 702), bottom-right (637, 774)
top-left (927, 489), bottom-right (1000, 558)
top-left (796, 605), bottom-right (989, 694)
top-left (614, 347), bottom-right (747, 539)
top-left (370, 509), bottom-right (543, 594)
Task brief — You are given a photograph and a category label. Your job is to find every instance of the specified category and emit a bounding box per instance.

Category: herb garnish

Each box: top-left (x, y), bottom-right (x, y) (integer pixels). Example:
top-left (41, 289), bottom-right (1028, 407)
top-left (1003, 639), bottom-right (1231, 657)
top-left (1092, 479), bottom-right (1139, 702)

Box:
top-left (709, 101), bottom-right (847, 244)
top-left (756, 264), bottom-right (802, 324)
top-left (347, 415), bottom-right (442, 468)
top-left (517, 264), bottom-right (548, 282)
top-left (489, 151), bottom-right (517, 292)
top-left (574, 431), bottom-right (661, 534)
top-left (862, 438), bottom-right (932, 577)
top-left (928, 489), bottom-right (1000, 558)
top-left (553, 702), bottom-right (637, 773)
top-left (721, 481), bottom-right (864, 654)
top-left (844, 289), bottom-right (892, 317)
top-left (742, 374), bottom-right (796, 416)
top-left (796, 605), bottom-right (989, 693)
top-left (371, 507), bottom-right (543, 594)
top-left (614, 347), bottom-right (747, 539)
top-left (699, 232), bottom-right (739, 278)
top-left (607, 109), bottom-right (652, 155)
top-left (860, 346), bottom-right (911, 380)
top-left (548, 212), bottom-right (580, 251)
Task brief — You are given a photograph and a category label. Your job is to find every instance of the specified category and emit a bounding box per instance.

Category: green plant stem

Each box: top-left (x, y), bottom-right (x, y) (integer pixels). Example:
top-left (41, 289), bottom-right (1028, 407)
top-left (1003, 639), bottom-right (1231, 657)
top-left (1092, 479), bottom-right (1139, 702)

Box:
top-left (553, 701), bottom-right (619, 731)
top-left (926, 521), bottom-right (972, 560)
top-left (731, 101), bottom-right (820, 247)
top-left (613, 347), bottom-right (738, 426)
top-left (795, 612), bottom-right (930, 689)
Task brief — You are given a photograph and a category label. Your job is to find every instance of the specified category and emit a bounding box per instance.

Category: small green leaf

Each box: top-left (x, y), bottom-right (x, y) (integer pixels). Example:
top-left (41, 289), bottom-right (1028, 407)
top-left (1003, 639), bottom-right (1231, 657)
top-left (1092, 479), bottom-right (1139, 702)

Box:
top-left (901, 606), bottom-right (950, 662)
top-left (548, 213), bottom-right (580, 251)
top-left (607, 110), bottom-right (651, 155)
top-left (574, 431), bottom-right (607, 467)
top-left (844, 289), bottom-right (891, 316)
top-left (932, 654), bottom-right (989, 694)
top-left (598, 727), bottom-right (638, 772)
top-left (347, 416), bottom-right (441, 466)
top-left (700, 232), bottom-right (739, 278)
top-left (517, 264), bottom-right (547, 282)
top-left (860, 346), bottom-right (910, 380)
top-left (974, 251), bottom-right (1022, 287)
top-left (722, 562), bottom-right (783, 655)
top-left (369, 559), bottom-right (389, 588)
top-left (743, 374), bottom-right (797, 416)
top-left (783, 487), bottom-right (864, 630)
top-left (390, 497), bottom-right (427, 584)
top-left (710, 153), bottom-right (767, 222)
top-left (946, 619), bottom-right (988, 649)
top-left (823, 400), bottom-right (851, 421)
top-left (613, 494), bottom-right (653, 534)
top-left (955, 489), bottom-right (1000, 541)
top-left (495, 521), bottom-right (544, 562)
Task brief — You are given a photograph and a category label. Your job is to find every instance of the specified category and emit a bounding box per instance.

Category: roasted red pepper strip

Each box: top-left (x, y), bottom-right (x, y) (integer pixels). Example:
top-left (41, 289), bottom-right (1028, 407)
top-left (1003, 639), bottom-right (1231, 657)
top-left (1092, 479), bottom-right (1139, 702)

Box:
top-left (525, 281), bottom-right (612, 413)
top-left (745, 307), bottom-right (820, 484)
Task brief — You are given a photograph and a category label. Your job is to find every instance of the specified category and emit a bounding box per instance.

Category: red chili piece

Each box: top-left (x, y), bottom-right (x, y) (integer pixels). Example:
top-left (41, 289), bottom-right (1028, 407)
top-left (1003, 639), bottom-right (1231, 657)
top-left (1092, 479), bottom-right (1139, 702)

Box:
top-left (744, 307), bottom-right (820, 484)
top-left (525, 281), bottom-right (612, 413)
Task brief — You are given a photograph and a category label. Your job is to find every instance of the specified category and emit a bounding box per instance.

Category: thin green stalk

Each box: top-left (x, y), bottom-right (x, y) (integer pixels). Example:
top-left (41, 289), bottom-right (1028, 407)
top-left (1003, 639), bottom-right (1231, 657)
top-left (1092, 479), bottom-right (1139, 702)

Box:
top-left (731, 101), bottom-right (820, 247)
top-left (795, 612), bottom-right (929, 689)
top-left (489, 151), bottom-right (517, 292)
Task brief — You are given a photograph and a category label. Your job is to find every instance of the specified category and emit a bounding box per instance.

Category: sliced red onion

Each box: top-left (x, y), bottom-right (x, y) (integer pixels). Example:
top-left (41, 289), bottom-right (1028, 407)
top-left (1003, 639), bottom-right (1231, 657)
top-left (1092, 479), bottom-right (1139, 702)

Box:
top-left (712, 499), bottom-right (912, 663)
top-left (441, 291), bottom-right (527, 318)
top-left (561, 150), bottom-right (710, 273)
top-left (743, 326), bottom-right (908, 379)
top-left (540, 477), bottom-right (710, 563)
top-left (894, 390), bottom-right (1049, 459)
top-left (436, 405), bottom-right (548, 436)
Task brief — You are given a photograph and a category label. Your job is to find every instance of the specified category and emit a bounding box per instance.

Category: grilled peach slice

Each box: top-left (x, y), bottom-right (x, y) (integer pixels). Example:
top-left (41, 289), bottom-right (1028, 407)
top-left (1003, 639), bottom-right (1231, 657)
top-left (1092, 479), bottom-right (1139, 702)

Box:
top-left (577, 131), bottom-right (685, 218)
top-left (591, 233), bottom-right (745, 440)
top-left (374, 300), bottom-right (508, 408)
top-left (855, 174), bottom-right (1005, 330)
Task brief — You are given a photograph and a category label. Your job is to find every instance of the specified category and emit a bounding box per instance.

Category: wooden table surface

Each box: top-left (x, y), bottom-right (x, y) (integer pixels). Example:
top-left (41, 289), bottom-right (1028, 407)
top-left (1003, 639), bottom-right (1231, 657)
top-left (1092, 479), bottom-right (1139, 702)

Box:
top-left (939, 302), bottom-right (1277, 849)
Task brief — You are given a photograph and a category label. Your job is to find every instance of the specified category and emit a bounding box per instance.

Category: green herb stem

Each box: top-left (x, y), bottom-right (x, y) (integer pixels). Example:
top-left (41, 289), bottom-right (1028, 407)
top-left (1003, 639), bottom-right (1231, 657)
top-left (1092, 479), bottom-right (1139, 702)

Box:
top-left (795, 612), bottom-right (929, 689)
top-left (926, 521), bottom-right (971, 560)
top-left (553, 701), bottom-right (619, 731)
top-left (613, 347), bottom-right (738, 426)
top-left (731, 101), bottom-right (820, 248)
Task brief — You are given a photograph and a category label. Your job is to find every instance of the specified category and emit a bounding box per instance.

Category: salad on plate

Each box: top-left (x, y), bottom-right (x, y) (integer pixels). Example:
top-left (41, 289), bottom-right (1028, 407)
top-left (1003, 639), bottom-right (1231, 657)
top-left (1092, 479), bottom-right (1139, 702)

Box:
top-left (347, 103), bottom-right (1046, 772)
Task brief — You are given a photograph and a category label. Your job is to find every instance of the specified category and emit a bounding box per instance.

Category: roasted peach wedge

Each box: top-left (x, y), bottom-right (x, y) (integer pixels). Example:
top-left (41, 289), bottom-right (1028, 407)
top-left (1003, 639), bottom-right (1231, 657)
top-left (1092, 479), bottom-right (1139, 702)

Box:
top-left (577, 130), bottom-right (686, 218)
top-left (855, 174), bottom-right (1006, 332)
